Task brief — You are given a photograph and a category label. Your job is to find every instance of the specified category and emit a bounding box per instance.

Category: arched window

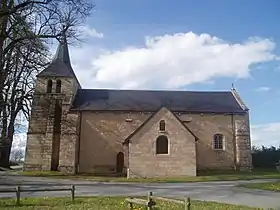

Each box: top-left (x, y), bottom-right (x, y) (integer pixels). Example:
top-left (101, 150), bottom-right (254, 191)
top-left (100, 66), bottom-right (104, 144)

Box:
top-left (47, 80), bottom-right (52, 93)
top-left (56, 79), bottom-right (61, 93)
top-left (156, 135), bottom-right (168, 154)
top-left (213, 134), bottom-right (224, 150)
top-left (159, 120), bottom-right (165, 131)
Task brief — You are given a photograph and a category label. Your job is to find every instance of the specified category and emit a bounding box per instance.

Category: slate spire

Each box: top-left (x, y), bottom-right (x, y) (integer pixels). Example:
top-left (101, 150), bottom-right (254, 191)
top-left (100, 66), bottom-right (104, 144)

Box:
top-left (52, 26), bottom-right (71, 66)
top-left (37, 26), bottom-right (77, 78)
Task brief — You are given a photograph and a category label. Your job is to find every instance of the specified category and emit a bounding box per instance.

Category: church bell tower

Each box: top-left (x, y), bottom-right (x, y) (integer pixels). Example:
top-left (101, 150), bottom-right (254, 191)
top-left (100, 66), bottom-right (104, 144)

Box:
top-left (23, 30), bottom-right (81, 172)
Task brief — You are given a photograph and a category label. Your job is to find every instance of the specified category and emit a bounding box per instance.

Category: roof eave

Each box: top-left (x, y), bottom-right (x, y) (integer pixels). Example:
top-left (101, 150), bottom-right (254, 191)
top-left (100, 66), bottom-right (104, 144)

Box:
top-left (68, 108), bottom-right (247, 114)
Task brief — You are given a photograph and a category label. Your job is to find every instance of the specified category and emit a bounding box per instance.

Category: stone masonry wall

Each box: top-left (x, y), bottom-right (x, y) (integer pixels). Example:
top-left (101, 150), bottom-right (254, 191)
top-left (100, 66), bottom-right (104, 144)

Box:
top-left (78, 112), bottom-right (151, 174)
top-left (58, 112), bottom-right (79, 174)
top-left (24, 78), bottom-right (55, 171)
top-left (235, 113), bottom-right (252, 171)
top-left (128, 108), bottom-right (196, 178)
top-left (177, 113), bottom-right (236, 170)
top-left (57, 77), bottom-right (80, 174)
top-left (24, 76), bottom-right (79, 172)
top-left (176, 112), bottom-right (252, 170)
top-left (76, 110), bottom-right (252, 175)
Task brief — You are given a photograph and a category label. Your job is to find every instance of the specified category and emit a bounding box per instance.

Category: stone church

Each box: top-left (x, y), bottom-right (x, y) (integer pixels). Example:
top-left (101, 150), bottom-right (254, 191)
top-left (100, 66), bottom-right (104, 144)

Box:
top-left (23, 35), bottom-right (253, 178)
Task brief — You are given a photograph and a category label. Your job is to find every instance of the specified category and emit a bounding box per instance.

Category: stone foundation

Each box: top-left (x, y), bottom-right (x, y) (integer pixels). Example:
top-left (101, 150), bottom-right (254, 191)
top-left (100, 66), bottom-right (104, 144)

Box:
top-left (23, 164), bottom-right (43, 171)
top-left (58, 165), bottom-right (76, 174)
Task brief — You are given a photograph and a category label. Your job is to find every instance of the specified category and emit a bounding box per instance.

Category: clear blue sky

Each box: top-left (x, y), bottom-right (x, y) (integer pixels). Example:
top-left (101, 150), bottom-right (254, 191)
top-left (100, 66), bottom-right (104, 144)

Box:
top-left (66, 0), bottom-right (280, 146)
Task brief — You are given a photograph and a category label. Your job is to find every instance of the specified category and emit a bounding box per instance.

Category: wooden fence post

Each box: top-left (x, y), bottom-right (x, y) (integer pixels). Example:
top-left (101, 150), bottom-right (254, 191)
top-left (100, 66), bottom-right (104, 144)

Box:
top-left (71, 185), bottom-right (75, 202)
top-left (148, 191), bottom-right (153, 198)
top-left (128, 197), bottom-right (133, 209)
top-left (147, 191), bottom-right (152, 210)
top-left (185, 197), bottom-right (191, 210)
top-left (16, 186), bottom-right (20, 205)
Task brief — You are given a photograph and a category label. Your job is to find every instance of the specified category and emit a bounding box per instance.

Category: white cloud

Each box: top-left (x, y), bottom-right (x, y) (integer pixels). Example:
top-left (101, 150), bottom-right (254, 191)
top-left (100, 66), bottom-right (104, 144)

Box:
top-left (79, 25), bottom-right (104, 38)
top-left (74, 31), bottom-right (277, 89)
top-left (251, 123), bottom-right (280, 147)
top-left (255, 86), bottom-right (271, 92)
top-left (70, 46), bottom-right (107, 88)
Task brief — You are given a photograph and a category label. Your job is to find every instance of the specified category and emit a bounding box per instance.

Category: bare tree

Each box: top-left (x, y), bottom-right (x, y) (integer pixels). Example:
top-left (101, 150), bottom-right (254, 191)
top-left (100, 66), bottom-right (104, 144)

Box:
top-left (10, 148), bottom-right (24, 163)
top-left (0, 0), bottom-right (94, 118)
top-left (0, 0), bottom-right (94, 167)
top-left (0, 27), bottom-right (48, 167)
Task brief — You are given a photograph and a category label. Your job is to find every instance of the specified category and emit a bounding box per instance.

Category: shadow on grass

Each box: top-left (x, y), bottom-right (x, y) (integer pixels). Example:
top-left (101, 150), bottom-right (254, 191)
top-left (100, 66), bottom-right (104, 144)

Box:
top-left (0, 197), bottom-right (83, 208)
top-left (0, 196), bottom-right (256, 210)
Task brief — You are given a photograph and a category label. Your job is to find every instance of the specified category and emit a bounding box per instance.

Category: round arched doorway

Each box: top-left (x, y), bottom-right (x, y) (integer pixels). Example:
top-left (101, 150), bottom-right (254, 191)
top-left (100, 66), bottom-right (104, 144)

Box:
top-left (116, 152), bottom-right (124, 174)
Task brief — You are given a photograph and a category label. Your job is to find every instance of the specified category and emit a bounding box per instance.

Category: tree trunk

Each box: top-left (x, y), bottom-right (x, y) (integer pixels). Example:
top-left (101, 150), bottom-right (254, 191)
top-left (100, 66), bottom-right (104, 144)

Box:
top-left (0, 118), bottom-right (15, 168)
top-left (0, 0), bottom-right (8, 142)
top-left (0, 142), bottom-right (12, 168)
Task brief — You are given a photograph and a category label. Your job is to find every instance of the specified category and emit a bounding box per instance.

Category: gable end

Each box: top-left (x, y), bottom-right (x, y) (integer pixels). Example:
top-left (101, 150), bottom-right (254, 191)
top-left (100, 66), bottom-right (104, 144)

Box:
top-left (122, 107), bottom-right (198, 145)
top-left (231, 88), bottom-right (249, 111)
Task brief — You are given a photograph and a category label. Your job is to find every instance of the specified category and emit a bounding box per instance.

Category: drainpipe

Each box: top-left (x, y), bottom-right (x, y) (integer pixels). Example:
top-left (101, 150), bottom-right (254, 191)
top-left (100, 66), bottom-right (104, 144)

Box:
top-left (126, 141), bottom-right (130, 179)
top-left (231, 114), bottom-right (237, 170)
top-left (77, 110), bottom-right (82, 173)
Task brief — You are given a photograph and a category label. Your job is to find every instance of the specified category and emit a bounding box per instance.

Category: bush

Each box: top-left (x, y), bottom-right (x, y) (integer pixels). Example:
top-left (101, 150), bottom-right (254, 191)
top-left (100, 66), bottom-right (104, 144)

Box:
top-left (252, 146), bottom-right (280, 168)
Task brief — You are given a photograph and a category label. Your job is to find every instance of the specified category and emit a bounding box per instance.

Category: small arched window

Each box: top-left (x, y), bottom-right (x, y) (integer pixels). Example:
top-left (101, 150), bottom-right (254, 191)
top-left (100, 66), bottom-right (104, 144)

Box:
top-left (156, 135), bottom-right (168, 154)
top-left (47, 80), bottom-right (52, 93)
top-left (159, 120), bottom-right (165, 131)
top-left (213, 134), bottom-right (224, 150)
top-left (56, 79), bottom-right (61, 93)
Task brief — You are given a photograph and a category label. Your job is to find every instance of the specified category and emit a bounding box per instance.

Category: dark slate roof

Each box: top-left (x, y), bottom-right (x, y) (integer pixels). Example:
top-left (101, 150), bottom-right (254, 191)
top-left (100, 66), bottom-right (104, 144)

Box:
top-left (37, 59), bottom-right (76, 77)
top-left (70, 89), bottom-right (247, 113)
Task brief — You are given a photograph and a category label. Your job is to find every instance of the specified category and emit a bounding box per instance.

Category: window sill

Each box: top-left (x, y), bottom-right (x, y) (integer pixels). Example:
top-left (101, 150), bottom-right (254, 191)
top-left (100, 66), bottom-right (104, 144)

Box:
top-left (159, 130), bottom-right (167, 134)
top-left (45, 93), bottom-right (63, 95)
top-left (213, 149), bottom-right (225, 151)
top-left (156, 153), bottom-right (170, 156)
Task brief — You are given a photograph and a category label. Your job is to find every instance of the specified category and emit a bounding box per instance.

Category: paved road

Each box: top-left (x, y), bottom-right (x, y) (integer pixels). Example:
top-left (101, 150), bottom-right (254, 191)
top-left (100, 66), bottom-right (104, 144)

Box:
top-left (0, 174), bottom-right (279, 209)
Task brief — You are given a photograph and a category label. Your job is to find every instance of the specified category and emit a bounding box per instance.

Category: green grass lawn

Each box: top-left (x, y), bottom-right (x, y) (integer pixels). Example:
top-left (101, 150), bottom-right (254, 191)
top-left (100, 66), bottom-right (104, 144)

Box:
top-left (242, 181), bottom-right (280, 192)
top-left (18, 168), bottom-right (280, 183)
top-left (0, 196), bottom-right (258, 210)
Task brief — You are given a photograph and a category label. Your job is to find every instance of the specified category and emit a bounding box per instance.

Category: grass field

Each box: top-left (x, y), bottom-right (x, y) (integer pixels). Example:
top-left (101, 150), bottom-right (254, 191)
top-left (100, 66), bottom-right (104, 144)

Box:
top-left (242, 181), bottom-right (280, 192)
top-left (19, 168), bottom-right (280, 183)
top-left (0, 196), bottom-right (257, 210)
